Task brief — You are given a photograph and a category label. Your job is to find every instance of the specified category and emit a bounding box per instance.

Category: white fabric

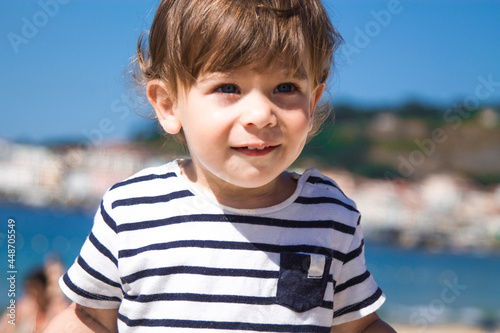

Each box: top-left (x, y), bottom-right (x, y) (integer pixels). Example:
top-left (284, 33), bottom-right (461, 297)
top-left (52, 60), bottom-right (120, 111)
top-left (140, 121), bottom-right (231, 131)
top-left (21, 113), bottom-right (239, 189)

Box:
top-left (60, 160), bottom-right (385, 332)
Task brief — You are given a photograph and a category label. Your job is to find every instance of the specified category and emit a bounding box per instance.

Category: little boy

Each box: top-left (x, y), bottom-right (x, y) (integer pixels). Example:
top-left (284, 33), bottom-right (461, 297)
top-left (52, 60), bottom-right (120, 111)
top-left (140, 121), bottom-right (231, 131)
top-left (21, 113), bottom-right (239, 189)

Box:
top-left (46, 0), bottom-right (395, 332)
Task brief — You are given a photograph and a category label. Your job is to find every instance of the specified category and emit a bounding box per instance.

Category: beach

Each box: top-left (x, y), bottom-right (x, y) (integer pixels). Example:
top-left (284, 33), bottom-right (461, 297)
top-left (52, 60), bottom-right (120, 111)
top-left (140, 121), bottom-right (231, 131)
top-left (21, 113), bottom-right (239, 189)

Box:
top-left (392, 323), bottom-right (500, 333)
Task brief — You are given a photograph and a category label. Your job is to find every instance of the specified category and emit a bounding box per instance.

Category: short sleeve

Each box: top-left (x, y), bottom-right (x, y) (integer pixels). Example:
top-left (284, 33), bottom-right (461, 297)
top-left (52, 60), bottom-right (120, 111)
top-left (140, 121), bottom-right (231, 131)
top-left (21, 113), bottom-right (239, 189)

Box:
top-left (332, 217), bottom-right (385, 325)
top-left (59, 200), bottom-right (123, 309)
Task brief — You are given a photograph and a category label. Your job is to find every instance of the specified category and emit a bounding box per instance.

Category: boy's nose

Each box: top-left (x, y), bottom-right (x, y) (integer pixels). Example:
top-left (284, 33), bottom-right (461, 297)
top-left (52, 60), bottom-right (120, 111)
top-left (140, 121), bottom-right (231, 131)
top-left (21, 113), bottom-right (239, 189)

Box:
top-left (239, 93), bottom-right (277, 129)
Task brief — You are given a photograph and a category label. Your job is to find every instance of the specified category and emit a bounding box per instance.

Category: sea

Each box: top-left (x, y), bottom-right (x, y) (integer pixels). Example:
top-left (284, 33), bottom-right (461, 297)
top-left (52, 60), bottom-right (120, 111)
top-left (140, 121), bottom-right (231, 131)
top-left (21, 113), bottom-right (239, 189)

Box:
top-left (1, 203), bottom-right (499, 329)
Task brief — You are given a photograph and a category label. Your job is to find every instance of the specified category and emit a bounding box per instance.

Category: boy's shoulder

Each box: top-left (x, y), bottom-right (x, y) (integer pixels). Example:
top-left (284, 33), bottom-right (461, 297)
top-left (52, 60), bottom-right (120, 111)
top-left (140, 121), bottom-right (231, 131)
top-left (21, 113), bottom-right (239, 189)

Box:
top-left (298, 168), bottom-right (358, 214)
top-left (300, 168), bottom-right (348, 195)
top-left (101, 160), bottom-right (182, 203)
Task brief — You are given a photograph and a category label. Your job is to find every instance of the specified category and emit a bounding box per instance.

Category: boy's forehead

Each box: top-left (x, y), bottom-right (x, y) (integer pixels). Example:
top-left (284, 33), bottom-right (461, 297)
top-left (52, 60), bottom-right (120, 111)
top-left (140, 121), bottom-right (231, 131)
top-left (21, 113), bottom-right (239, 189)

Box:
top-left (200, 61), bottom-right (310, 81)
top-left (266, 61), bottom-right (310, 80)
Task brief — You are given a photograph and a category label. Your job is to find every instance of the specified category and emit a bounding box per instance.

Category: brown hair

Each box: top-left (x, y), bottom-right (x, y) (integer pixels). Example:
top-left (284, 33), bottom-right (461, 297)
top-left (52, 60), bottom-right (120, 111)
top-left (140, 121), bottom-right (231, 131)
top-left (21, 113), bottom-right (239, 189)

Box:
top-left (133, 0), bottom-right (342, 138)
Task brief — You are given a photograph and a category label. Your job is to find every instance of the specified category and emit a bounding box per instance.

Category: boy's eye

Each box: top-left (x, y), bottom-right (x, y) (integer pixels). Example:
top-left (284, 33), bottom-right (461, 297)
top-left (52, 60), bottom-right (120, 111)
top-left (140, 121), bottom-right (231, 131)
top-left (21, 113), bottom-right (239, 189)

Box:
top-left (215, 84), bottom-right (239, 94)
top-left (275, 83), bottom-right (297, 93)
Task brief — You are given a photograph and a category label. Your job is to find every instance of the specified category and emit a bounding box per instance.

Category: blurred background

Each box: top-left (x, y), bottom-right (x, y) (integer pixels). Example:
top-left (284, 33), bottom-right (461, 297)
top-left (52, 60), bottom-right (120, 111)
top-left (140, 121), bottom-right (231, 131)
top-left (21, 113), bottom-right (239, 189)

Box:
top-left (1, 0), bottom-right (500, 332)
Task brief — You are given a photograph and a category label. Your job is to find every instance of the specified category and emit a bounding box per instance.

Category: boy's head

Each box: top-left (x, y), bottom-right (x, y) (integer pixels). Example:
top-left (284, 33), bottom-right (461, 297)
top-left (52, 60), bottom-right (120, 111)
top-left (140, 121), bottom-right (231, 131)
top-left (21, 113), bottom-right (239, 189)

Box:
top-left (135, 0), bottom-right (342, 138)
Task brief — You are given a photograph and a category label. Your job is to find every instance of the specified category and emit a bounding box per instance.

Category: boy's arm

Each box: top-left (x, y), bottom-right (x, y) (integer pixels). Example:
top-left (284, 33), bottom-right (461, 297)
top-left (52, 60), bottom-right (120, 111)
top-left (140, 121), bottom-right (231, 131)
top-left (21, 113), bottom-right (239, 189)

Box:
top-left (331, 312), bottom-right (396, 333)
top-left (44, 302), bottom-right (118, 333)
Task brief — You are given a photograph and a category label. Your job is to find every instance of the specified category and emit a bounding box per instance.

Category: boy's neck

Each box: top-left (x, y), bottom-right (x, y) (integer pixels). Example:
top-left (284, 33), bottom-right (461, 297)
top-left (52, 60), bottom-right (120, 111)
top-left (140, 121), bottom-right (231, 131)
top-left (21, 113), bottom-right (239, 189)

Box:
top-left (179, 159), bottom-right (297, 210)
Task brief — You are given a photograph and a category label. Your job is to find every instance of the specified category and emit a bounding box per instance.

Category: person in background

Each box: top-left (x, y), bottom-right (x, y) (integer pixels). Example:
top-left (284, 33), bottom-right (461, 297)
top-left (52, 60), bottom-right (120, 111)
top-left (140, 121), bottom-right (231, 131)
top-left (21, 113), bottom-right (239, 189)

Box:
top-left (1, 257), bottom-right (68, 333)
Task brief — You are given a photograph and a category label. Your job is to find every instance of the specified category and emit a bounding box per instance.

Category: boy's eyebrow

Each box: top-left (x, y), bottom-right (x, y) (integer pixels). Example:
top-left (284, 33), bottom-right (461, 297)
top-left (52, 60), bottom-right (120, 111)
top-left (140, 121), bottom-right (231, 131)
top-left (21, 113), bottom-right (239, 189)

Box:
top-left (269, 63), bottom-right (310, 81)
top-left (198, 72), bottom-right (232, 83)
top-left (292, 66), bottom-right (310, 80)
top-left (198, 66), bottom-right (310, 83)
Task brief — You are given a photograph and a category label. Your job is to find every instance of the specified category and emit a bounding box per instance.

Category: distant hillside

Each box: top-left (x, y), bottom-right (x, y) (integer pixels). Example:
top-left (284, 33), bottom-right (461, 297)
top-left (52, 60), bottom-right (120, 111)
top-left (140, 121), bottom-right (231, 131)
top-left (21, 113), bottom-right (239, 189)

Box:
top-left (299, 102), bottom-right (500, 184)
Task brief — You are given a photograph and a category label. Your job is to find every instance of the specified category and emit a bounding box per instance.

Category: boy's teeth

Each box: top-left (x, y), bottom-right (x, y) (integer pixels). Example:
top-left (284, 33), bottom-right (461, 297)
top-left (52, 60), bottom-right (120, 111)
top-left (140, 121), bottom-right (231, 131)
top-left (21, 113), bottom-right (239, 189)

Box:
top-left (247, 146), bottom-right (267, 150)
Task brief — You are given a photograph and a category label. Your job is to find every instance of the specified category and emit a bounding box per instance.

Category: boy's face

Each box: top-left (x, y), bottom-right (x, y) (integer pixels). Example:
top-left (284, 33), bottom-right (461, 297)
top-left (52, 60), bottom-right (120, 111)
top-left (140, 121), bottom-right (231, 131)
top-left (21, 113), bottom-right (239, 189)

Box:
top-left (150, 61), bottom-right (324, 205)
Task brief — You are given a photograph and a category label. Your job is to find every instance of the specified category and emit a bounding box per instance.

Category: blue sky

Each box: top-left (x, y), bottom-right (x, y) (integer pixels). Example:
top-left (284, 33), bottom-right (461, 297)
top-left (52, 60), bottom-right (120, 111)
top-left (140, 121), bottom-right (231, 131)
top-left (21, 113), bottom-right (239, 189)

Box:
top-left (1, 0), bottom-right (500, 143)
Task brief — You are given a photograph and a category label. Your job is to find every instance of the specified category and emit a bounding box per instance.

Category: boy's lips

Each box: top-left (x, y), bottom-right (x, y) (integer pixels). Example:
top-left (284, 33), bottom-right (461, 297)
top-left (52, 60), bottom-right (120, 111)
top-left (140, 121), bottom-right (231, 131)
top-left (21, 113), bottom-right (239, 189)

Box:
top-left (232, 144), bottom-right (279, 156)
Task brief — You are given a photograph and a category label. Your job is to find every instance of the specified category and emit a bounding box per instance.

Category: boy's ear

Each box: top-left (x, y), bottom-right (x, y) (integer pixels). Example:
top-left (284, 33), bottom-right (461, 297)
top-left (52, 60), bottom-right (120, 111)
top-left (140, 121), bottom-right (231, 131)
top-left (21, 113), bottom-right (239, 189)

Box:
top-left (147, 79), bottom-right (182, 134)
top-left (310, 83), bottom-right (326, 117)
top-left (311, 84), bottom-right (326, 112)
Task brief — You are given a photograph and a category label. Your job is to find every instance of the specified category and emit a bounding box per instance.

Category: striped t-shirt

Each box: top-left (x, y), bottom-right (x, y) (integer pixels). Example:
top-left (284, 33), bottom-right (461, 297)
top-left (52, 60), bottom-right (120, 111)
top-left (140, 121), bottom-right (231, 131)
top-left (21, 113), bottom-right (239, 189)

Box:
top-left (60, 159), bottom-right (385, 332)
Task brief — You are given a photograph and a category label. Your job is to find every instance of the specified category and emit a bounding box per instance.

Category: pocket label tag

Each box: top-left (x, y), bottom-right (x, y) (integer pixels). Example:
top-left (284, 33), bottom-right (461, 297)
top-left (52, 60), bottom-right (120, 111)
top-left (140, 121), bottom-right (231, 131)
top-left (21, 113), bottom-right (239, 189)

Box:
top-left (307, 254), bottom-right (326, 279)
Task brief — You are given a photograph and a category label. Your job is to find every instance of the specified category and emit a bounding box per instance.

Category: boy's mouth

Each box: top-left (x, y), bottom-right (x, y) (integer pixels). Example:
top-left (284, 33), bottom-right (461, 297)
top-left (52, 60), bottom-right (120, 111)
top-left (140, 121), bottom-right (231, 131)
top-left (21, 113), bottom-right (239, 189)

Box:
top-left (232, 145), bottom-right (278, 156)
top-left (247, 146), bottom-right (270, 150)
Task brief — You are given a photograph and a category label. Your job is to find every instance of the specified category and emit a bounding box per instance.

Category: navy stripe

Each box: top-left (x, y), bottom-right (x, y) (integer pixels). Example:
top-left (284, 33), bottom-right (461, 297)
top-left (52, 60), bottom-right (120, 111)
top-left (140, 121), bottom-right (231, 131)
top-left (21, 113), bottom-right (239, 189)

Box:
top-left (123, 292), bottom-right (334, 309)
top-left (100, 202), bottom-right (117, 233)
top-left (122, 266), bottom-right (278, 284)
top-left (119, 240), bottom-right (337, 260)
top-left (118, 314), bottom-right (331, 332)
top-left (334, 287), bottom-right (383, 318)
top-left (295, 196), bottom-right (358, 213)
top-left (117, 213), bottom-right (356, 234)
top-left (306, 175), bottom-right (346, 196)
top-left (225, 214), bottom-right (355, 234)
top-left (123, 292), bottom-right (276, 305)
top-left (344, 239), bottom-right (364, 264)
top-left (335, 270), bottom-right (371, 294)
top-left (63, 273), bottom-right (121, 302)
top-left (88, 232), bottom-right (118, 267)
top-left (112, 190), bottom-right (194, 208)
top-left (77, 256), bottom-right (121, 289)
top-left (110, 172), bottom-right (176, 190)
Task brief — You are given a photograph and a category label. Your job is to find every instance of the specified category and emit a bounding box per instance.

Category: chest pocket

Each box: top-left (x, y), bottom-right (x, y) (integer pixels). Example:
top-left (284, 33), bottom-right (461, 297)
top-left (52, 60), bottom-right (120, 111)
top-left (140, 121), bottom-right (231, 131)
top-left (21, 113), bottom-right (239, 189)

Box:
top-left (276, 252), bottom-right (332, 312)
